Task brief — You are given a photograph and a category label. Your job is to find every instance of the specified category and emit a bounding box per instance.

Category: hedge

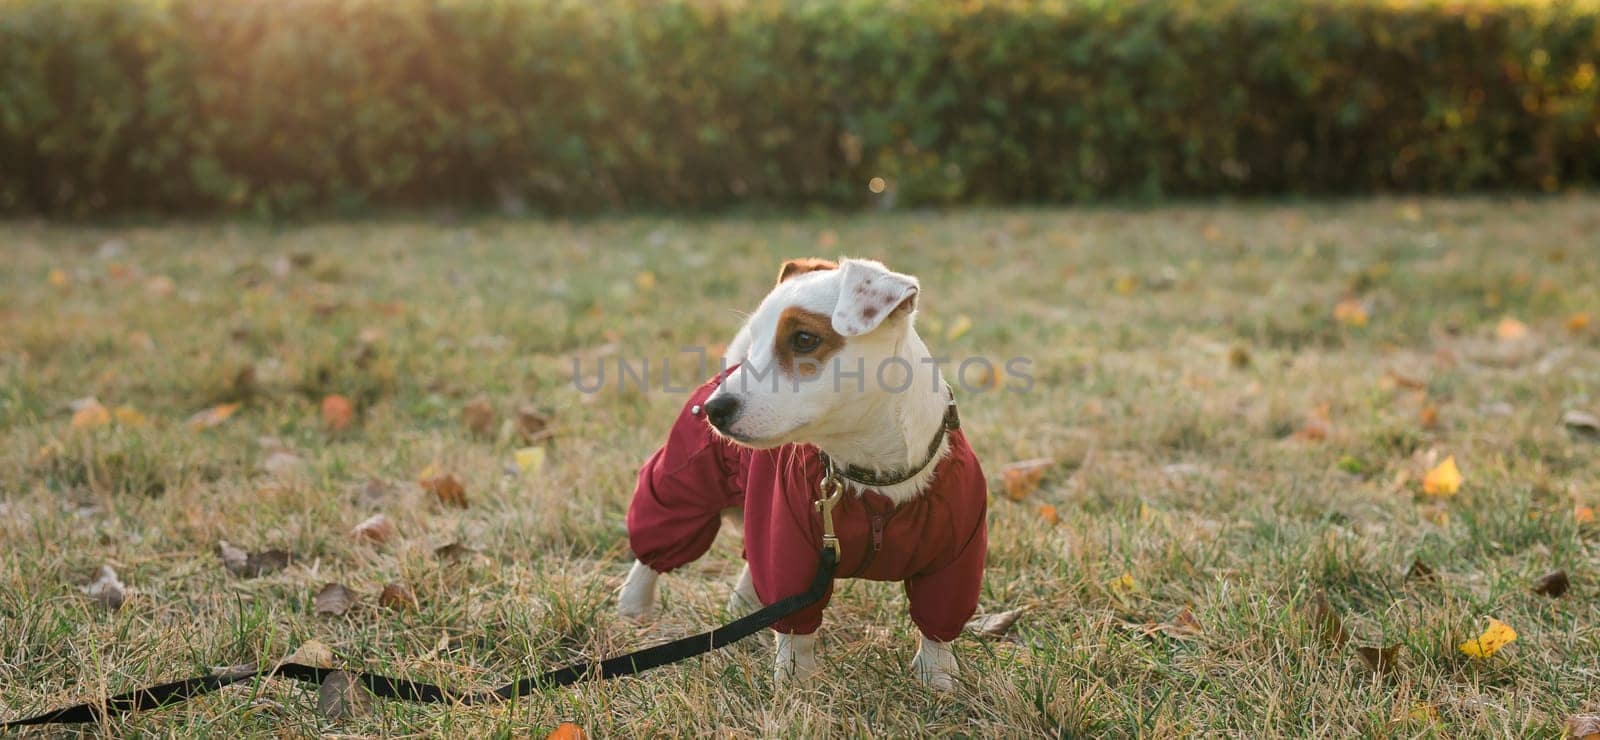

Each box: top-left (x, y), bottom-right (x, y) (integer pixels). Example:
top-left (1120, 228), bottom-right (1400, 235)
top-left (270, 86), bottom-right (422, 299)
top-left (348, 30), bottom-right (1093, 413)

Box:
top-left (1, 0), bottom-right (1598, 216)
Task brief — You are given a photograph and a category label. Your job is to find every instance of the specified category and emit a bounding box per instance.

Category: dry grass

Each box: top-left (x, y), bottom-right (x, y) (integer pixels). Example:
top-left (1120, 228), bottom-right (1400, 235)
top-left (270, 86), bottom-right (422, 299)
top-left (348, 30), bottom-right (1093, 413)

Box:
top-left (2, 197), bottom-right (1599, 737)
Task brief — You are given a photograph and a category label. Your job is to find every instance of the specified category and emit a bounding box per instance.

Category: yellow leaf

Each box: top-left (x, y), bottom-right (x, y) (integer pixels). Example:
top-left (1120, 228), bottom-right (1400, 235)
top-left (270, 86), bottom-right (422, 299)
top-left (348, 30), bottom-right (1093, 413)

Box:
top-left (633, 271), bottom-right (656, 292)
top-left (1112, 276), bottom-right (1137, 295)
top-left (1422, 455), bottom-right (1462, 496)
top-left (1458, 618), bottom-right (1517, 658)
top-left (1495, 316), bottom-right (1529, 341)
top-left (113, 406), bottom-right (148, 427)
top-left (71, 400), bottom-right (111, 430)
top-left (48, 268), bottom-right (71, 289)
top-left (1333, 298), bottom-right (1368, 327)
top-left (514, 446), bottom-right (546, 474)
top-left (1407, 702), bottom-right (1440, 723)
top-left (945, 314), bottom-right (973, 341)
top-left (416, 463), bottom-right (439, 485)
top-left (187, 402), bottom-right (240, 429)
top-left (1108, 572), bottom-right (1138, 595)
top-left (1038, 504), bottom-right (1059, 525)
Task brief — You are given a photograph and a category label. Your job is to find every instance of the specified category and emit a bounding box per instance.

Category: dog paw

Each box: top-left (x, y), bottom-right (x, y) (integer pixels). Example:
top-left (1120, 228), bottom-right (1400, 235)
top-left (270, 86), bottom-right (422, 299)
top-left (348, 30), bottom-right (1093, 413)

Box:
top-left (726, 564), bottom-right (759, 615)
top-left (910, 638), bottom-right (958, 692)
top-left (773, 633), bottom-right (819, 686)
top-left (617, 560), bottom-right (659, 623)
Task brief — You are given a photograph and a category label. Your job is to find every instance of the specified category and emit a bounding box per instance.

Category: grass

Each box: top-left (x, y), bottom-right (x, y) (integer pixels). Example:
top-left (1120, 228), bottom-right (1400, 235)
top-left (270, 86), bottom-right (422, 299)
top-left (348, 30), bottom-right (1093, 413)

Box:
top-left (1, 196), bottom-right (1598, 737)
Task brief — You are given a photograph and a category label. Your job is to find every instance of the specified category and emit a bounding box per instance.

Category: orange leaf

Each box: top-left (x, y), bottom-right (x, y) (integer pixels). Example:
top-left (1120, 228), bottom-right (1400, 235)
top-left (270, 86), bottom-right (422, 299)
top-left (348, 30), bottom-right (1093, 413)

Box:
top-left (71, 399), bottom-right (111, 430)
top-left (1576, 505), bottom-right (1595, 524)
top-left (546, 722), bottom-right (587, 740)
top-left (188, 402), bottom-right (240, 429)
top-left (1422, 456), bottom-right (1462, 496)
top-left (321, 394), bottom-right (355, 431)
top-left (1038, 504), bottom-right (1059, 525)
top-left (1333, 298), bottom-right (1368, 327)
top-left (1000, 459), bottom-right (1052, 501)
top-left (1495, 316), bottom-right (1529, 341)
top-left (422, 474), bottom-right (468, 508)
top-left (1568, 312), bottom-right (1592, 332)
top-left (1419, 405), bottom-right (1439, 429)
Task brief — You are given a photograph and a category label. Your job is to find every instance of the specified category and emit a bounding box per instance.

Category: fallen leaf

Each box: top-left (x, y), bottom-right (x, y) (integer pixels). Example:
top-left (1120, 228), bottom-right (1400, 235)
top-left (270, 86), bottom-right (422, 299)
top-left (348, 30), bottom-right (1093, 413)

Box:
top-left (320, 394), bottom-right (355, 431)
top-left (434, 542), bottom-right (479, 562)
top-left (1038, 504), bottom-right (1059, 525)
top-left (1569, 312), bottom-right (1592, 332)
top-left (218, 542), bottom-right (290, 577)
top-left (48, 267), bottom-right (71, 289)
top-left (70, 399), bottom-right (111, 431)
top-left (285, 639), bottom-right (334, 667)
top-left (1407, 702), bottom-right (1440, 723)
top-left (317, 670), bottom-right (370, 720)
top-left (1355, 644), bottom-right (1402, 674)
top-left (546, 722), bottom-right (587, 740)
top-left (946, 314), bottom-right (973, 341)
top-left (514, 446), bottom-right (546, 474)
top-left (1406, 559), bottom-right (1436, 583)
top-left (188, 402), bottom-right (241, 430)
top-left (1202, 224), bottom-right (1223, 242)
top-left (1228, 345), bottom-right (1252, 369)
top-left (1422, 455), bottom-right (1462, 497)
top-left (1107, 572), bottom-right (1139, 596)
top-left (1566, 714), bottom-right (1600, 740)
top-left (84, 565), bottom-right (126, 610)
top-left (1531, 570), bottom-right (1569, 598)
top-left (1333, 298), bottom-right (1369, 327)
top-left (1496, 316), bottom-right (1530, 341)
top-left (462, 396), bottom-right (495, 437)
top-left (350, 514), bottom-right (395, 544)
top-left (379, 583), bottom-right (418, 611)
top-left (1458, 617), bottom-right (1517, 658)
top-left (1578, 505), bottom-right (1596, 524)
top-left (1000, 459), bottom-right (1052, 501)
top-left (144, 274), bottom-right (176, 298)
top-left (1385, 369), bottom-right (1428, 390)
top-left (516, 405), bottom-right (551, 443)
top-left (1112, 275), bottom-right (1136, 295)
top-left (1305, 589), bottom-right (1348, 648)
top-left (1166, 606), bottom-right (1204, 637)
top-left (965, 609), bottom-right (1024, 638)
top-left (314, 583), bottom-right (358, 616)
top-left (1419, 405), bottom-right (1439, 429)
top-left (1418, 503), bottom-right (1450, 527)
top-left (422, 474), bottom-right (468, 508)
top-left (1563, 410), bottom-right (1600, 439)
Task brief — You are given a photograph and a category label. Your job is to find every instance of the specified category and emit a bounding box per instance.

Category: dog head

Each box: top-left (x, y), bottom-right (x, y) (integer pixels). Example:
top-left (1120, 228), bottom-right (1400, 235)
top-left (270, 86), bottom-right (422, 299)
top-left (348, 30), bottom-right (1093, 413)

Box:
top-left (704, 257), bottom-right (923, 447)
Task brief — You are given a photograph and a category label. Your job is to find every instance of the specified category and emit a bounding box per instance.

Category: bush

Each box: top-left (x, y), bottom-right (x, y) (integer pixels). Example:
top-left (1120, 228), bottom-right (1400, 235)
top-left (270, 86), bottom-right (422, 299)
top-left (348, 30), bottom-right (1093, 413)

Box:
top-left (1, 0), bottom-right (1597, 216)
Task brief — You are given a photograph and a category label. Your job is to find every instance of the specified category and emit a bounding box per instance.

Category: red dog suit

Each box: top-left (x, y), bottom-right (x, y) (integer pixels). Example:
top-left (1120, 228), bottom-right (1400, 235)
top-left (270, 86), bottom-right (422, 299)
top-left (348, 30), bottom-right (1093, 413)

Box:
top-left (627, 369), bottom-right (988, 642)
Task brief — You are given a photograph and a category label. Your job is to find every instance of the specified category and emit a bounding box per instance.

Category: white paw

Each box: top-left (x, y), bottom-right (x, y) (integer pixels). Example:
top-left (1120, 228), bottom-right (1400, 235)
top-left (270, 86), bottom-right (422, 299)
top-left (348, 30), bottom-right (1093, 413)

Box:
top-left (773, 632), bottom-right (819, 686)
top-left (726, 563), bottom-right (760, 615)
top-left (910, 637), bottom-right (958, 691)
top-left (617, 560), bottom-right (659, 623)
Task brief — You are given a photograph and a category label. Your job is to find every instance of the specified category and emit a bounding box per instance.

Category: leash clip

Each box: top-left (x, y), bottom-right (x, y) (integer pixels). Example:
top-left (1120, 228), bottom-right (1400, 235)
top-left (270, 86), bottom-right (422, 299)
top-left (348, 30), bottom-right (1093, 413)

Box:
top-left (815, 473), bottom-right (845, 558)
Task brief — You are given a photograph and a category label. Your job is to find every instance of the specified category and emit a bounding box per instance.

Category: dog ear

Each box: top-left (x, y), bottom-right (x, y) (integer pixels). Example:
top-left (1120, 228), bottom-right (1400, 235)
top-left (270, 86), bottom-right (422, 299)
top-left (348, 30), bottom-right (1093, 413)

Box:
top-left (776, 257), bottom-right (838, 285)
top-left (831, 259), bottom-right (918, 337)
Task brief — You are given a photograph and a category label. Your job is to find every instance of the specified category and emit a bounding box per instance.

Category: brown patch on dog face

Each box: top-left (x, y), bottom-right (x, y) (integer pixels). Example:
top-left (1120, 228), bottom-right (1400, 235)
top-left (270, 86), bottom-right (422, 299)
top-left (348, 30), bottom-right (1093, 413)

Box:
top-left (774, 307), bottom-right (846, 377)
top-left (776, 258), bottom-right (838, 285)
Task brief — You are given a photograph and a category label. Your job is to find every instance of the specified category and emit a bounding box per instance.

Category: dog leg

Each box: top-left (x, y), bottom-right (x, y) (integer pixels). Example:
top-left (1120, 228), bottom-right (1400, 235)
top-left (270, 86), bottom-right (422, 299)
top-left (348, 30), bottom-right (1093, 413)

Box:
top-left (773, 632), bottom-right (819, 685)
top-left (726, 562), bottom-right (759, 615)
top-left (617, 559), bottom-right (659, 622)
top-left (910, 636), bottom-right (958, 691)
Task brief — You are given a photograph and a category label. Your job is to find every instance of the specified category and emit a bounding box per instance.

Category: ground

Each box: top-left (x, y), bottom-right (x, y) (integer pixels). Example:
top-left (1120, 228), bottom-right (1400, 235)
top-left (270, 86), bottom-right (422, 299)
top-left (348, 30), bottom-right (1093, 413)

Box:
top-left (2, 197), bottom-right (1598, 737)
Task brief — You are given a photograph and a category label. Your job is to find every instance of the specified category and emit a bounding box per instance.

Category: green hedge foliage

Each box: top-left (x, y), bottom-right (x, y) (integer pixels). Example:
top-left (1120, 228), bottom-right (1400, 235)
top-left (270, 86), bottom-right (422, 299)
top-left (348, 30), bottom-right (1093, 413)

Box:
top-left (2, 0), bottom-right (1598, 215)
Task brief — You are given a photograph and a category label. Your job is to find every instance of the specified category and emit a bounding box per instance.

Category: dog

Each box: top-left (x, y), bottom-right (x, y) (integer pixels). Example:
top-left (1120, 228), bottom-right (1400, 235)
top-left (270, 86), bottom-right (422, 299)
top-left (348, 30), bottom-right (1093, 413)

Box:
top-left (616, 257), bottom-right (988, 690)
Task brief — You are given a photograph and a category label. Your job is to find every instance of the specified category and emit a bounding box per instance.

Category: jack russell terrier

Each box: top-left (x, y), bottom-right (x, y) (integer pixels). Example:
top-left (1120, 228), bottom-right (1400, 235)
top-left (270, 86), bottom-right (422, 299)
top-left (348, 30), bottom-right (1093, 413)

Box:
top-left (616, 257), bottom-right (988, 691)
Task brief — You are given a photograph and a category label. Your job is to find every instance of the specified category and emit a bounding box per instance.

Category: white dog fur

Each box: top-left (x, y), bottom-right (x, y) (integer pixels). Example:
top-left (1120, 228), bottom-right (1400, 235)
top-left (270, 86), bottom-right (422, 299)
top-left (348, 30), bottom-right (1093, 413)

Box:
top-left (617, 258), bottom-right (958, 690)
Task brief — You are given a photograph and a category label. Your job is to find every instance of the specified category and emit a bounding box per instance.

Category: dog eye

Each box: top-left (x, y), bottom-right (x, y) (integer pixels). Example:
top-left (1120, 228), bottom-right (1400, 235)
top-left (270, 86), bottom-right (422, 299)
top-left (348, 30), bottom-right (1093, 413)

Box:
top-left (790, 331), bottom-right (822, 353)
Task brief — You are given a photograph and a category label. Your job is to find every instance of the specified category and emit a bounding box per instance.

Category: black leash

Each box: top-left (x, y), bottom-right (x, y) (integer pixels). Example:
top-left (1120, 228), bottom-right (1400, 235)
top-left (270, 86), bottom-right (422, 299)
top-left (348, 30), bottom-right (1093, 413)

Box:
top-left (3, 550), bottom-right (836, 729)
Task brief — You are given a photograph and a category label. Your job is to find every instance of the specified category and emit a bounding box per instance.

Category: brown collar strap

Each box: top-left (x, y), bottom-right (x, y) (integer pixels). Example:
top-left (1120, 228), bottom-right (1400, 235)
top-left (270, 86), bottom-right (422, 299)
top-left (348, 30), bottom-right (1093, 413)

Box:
top-left (820, 387), bottom-right (960, 490)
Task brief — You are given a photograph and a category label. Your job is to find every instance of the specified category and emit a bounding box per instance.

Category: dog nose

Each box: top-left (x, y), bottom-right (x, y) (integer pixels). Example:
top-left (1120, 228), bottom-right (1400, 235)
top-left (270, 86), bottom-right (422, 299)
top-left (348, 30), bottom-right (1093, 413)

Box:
top-left (703, 395), bottom-right (741, 431)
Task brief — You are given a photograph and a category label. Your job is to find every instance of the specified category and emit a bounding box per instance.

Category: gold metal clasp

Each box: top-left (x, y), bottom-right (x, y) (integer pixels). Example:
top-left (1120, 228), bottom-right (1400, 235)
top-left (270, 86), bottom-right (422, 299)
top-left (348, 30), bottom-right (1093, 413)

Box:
top-left (815, 474), bottom-right (845, 557)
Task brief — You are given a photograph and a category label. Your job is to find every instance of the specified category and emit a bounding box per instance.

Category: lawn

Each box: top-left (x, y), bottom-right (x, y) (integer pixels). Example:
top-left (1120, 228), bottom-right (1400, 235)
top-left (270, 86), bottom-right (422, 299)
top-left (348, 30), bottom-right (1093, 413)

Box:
top-left (2, 197), bottom-right (1598, 737)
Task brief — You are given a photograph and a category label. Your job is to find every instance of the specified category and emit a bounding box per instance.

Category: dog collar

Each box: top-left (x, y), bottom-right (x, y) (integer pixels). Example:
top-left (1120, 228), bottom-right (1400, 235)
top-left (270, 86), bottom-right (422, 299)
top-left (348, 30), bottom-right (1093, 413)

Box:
top-left (819, 388), bottom-right (961, 490)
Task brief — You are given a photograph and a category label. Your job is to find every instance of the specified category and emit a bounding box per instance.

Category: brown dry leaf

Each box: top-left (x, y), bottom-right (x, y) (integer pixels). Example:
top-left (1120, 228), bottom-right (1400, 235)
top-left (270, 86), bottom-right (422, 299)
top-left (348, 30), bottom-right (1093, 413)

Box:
top-left (546, 722), bottom-right (587, 740)
top-left (1000, 458), bottom-right (1052, 501)
top-left (1531, 570), bottom-right (1569, 598)
top-left (1384, 369), bottom-right (1428, 390)
top-left (462, 396), bottom-right (495, 437)
top-left (1228, 345), bottom-right (1252, 369)
top-left (1496, 316), bottom-right (1530, 341)
top-left (188, 402), bottom-right (241, 430)
top-left (350, 513), bottom-right (395, 544)
top-left (320, 394), bottom-right (355, 431)
top-left (285, 639), bottom-right (334, 668)
top-left (218, 541), bottom-right (290, 577)
top-left (516, 405), bottom-right (552, 443)
top-left (434, 542), bottom-right (479, 562)
top-left (964, 609), bottom-right (1024, 639)
top-left (84, 565), bottom-right (126, 611)
top-left (317, 670), bottom-right (370, 720)
top-left (422, 474), bottom-right (468, 508)
top-left (1563, 410), bottom-right (1600, 440)
top-left (1419, 405), bottom-right (1439, 429)
top-left (70, 398), bottom-right (111, 430)
top-left (1355, 644), bottom-right (1402, 675)
top-left (1405, 559), bottom-right (1436, 583)
top-left (379, 583), bottom-right (419, 612)
top-left (1304, 589), bottom-right (1348, 648)
top-left (1566, 714), bottom-right (1600, 740)
top-left (1167, 606), bottom-right (1205, 637)
top-left (314, 583), bottom-right (358, 616)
